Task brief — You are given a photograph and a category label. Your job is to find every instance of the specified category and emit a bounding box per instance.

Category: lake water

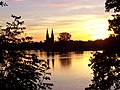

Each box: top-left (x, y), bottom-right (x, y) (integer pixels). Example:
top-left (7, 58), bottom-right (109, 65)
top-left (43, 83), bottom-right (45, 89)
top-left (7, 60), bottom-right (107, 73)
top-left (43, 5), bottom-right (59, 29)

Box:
top-left (26, 50), bottom-right (93, 90)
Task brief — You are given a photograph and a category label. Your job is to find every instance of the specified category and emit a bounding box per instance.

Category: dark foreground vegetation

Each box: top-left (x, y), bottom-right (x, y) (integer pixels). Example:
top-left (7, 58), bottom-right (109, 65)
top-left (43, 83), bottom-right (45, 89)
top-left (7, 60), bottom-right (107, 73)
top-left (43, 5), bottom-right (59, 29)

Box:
top-left (0, 13), bottom-right (53, 90)
top-left (1, 0), bottom-right (120, 90)
top-left (86, 0), bottom-right (120, 89)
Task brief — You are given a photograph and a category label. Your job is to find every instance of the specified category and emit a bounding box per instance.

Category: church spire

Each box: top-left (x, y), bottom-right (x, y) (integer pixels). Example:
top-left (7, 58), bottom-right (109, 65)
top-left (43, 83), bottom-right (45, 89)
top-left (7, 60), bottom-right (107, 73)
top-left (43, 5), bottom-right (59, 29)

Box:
top-left (46, 28), bottom-right (49, 41)
top-left (51, 28), bottom-right (54, 42)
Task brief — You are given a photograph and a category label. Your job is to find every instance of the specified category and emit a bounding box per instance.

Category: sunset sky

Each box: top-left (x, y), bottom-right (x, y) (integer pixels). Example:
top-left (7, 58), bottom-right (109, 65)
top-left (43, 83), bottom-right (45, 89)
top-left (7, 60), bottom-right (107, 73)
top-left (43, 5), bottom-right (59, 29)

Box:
top-left (0, 0), bottom-right (113, 42)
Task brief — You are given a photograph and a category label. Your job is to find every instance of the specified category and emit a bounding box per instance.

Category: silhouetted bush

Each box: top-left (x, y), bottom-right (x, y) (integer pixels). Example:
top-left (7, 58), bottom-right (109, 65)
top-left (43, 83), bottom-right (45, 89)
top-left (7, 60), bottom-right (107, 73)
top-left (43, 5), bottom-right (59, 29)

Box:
top-left (86, 1), bottom-right (120, 89)
top-left (86, 51), bottom-right (120, 90)
top-left (0, 15), bottom-right (53, 90)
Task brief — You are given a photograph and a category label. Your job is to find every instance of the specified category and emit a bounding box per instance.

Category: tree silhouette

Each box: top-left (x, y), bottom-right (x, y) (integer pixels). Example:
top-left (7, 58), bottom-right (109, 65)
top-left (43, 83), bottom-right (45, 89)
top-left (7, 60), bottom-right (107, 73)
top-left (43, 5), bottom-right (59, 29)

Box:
top-left (105, 0), bottom-right (120, 12)
top-left (0, 15), bottom-right (53, 90)
top-left (86, 0), bottom-right (120, 89)
top-left (108, 14), bottom-right (120, 35)
top-left (58, 32), bottom-right (71, 41)
top-left (85, 51), bottom-right (120, 90)
top-left (1, 14), bottom-right (26, 44)
top-left (25, 36), bottom-right (33, 42)
top-left (57, 32), bottom-right (71, 52)
top-left (0, 1), bottom-right (8, 7)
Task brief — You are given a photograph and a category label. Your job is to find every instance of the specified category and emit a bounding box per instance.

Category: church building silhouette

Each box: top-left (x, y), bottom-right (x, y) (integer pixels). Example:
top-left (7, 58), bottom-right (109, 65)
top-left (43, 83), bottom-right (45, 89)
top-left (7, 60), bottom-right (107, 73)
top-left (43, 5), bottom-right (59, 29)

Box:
top-left (45, 29), bottom-right (54, 52)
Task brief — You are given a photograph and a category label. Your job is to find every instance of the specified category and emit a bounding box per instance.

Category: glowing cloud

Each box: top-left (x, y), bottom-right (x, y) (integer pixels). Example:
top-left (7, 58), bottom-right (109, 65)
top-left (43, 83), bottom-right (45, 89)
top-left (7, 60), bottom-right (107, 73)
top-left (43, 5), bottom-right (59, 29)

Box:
top-left (0, 0), bottom-right (112, 41)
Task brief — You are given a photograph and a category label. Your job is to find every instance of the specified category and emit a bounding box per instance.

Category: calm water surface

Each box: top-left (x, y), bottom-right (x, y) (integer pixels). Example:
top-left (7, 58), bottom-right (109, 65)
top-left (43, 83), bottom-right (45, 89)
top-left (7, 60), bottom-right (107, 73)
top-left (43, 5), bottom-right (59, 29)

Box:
top-left (27, 50), bottom-right (93, 90)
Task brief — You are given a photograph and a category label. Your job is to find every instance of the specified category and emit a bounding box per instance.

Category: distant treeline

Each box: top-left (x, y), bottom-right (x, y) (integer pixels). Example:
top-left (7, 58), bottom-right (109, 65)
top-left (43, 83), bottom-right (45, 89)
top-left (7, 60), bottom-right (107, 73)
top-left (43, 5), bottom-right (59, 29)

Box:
top-left (1, 38), bottom-right (115, 51)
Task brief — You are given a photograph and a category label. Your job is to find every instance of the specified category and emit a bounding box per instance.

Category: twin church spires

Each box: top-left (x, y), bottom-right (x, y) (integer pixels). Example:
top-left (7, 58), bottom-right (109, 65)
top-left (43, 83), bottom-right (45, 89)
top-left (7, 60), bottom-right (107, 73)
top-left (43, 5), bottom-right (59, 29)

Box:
top-left (45, 28), bottom-right (54, 52)
top-left (46, 28), bottom-right (54, 43)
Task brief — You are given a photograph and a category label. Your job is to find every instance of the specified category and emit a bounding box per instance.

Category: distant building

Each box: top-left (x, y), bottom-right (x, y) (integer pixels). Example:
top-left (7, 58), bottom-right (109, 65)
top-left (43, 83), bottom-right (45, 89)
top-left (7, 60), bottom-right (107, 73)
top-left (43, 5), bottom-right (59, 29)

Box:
top-left (45, 29), bottom-right (54, 52)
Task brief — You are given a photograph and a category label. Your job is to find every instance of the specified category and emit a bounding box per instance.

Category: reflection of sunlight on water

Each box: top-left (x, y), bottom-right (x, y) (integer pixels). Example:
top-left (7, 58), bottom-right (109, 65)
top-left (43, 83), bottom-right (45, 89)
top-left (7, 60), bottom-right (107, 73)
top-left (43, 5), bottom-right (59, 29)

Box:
top-left (26, 50), bottom-right (93, 90)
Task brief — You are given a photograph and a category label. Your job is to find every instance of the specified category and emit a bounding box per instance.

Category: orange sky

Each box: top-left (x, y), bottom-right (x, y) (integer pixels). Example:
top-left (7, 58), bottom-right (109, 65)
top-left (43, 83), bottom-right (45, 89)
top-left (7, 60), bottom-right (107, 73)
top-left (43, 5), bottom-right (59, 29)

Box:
top-left (0, 0), bottom-right (113, 42)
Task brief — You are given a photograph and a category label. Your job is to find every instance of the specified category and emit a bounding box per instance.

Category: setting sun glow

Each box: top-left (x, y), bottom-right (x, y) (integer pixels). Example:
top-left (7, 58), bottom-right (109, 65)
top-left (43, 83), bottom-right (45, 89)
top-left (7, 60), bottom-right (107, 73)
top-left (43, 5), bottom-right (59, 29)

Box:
top-left (0, 0), bottom-right (112, 42)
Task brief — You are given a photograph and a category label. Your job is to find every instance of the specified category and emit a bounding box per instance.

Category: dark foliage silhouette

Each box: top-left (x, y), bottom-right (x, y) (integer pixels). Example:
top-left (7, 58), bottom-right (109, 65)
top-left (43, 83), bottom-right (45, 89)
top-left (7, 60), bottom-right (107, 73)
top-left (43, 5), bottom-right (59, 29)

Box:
top-left (86, 0), bottom-right (120, 89)
top-left (106, 14), bottom-right (120, 50)
top-left (58, 32), bottom-right (71, 41)
top-left (105, 0), bottom-right (120, 12)
top-left (57, 32), bottom-right (71, 52)
top-left (86, 51), bottom-right (120, 90)
top-left (0, 1), bottom-right (8, 7)
top-left (0, 15), bottom-right (53, 90)
top-left (108, 14), bottom-right (120, 35)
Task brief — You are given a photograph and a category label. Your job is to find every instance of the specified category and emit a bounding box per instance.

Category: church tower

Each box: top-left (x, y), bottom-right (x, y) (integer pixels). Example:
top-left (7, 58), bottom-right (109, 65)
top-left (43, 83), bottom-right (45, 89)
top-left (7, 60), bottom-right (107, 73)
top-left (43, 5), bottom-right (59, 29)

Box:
top-left (46, 28), bottom-right (49, 41)
top-left (51, 28), bottom-right (54, 43)
top-left (45, 28), bottom-right (54, 52)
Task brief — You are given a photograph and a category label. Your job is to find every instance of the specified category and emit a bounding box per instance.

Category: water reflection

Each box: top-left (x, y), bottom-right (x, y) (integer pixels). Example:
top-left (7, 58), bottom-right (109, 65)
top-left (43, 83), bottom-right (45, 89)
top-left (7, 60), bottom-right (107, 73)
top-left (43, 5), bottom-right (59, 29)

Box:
top-left (59, 53), bottom-right (72, 68)
top-left (74, 51), bottom-right (84, 54)
top-left (46, 52), bottom-right (55, 70)
top-left (27, 50), bottom-right (93, 90)
top-left (52, 56), bottom-right (55, 70)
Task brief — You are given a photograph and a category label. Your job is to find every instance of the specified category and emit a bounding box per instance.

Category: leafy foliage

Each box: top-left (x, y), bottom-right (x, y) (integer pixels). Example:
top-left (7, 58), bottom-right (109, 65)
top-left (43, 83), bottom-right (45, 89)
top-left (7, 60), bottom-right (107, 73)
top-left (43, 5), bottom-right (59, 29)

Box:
top-left (0, 15), bottom-right (53, 90)
top-left (105, 0), bottom-right (120, 12)
top-left (86, 51), bottom-right (120, 90)
top-left (0, 15), bottom-right (26, 44)
top-left (108, 14), bottom-right (120, 35)
top-left (86, 1), bottom-right (120, 89)
top-left (0, 1), bottom-right (8, 7)
top-left (58, 32), bottom-right (71, 41)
